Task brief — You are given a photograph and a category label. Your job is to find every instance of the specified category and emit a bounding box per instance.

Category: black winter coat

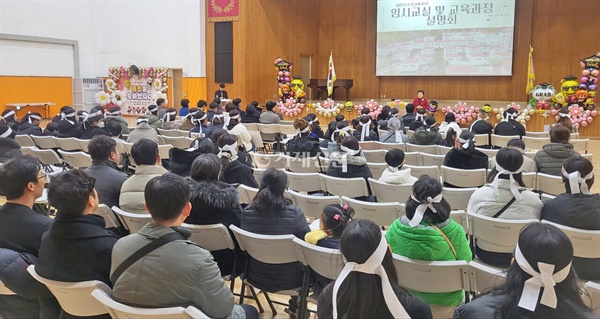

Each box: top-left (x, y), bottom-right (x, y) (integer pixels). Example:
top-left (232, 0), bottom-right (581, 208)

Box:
top-left (221, 159), bottom-right (258, 188)
top-left (353, 129), bottom-right (379, 142)
top-left (241, 204), bottom-right (310, 292)
top-left (0, 203), bottom-right (53, 257)
top-left (443, 148), bottom-right (489, 170)
top-left (0, 137), bottom-right (22, 164)
top-left (16, 123), bottom-right (43, 136)
top-left (286, 135), bottom-right (322, 158)
top-left (311, 124), bottom-right (325, 138)
top-left (169, 148), bottom-right (204, 177)
top-left (402, 113), bottom-right (417, 130)
top-left (494, 120), bottom-right (525, 137)
top-left (56, 120), bottom-right (81, 138)
top-left (80, 124), bottom-right (109, 139)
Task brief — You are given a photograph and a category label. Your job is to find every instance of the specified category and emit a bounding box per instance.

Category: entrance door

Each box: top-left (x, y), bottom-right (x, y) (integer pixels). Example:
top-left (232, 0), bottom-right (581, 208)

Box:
top-left (299, 54), bottom-right (312, 100)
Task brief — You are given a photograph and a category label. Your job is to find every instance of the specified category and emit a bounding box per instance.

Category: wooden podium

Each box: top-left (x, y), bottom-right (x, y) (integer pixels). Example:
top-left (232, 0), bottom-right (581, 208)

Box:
top-left (308, 79), bottom-right (353, 101)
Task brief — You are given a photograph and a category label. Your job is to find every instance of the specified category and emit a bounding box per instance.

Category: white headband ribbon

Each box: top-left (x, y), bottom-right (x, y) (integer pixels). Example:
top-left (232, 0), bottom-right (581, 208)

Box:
top-left (194, 113), bottom-right (208, 125)
top-left (359, 120), bottom-right (371, 141)
top-left (416, 114), bottom-right (425, 122)
top-left (331, 126), bottom-right (351, 142)
top-left (562, 167), bottom-right (593, 194)
top-left (163, 111), bottom-right (177, 122)
top-left (458, 137), bottom-right (471, 149)
top-left (395, 130), bottom-right (404, 143)
top-left (188, 110), bottom-right (199, 118)
top-left (340, 145), bottom-right (360, 173)
top-left (409, 193), bottom-right (443, 227)
top-left (297, 125), bottom-right (310, 136)
top-left (110, 110), bottom-right (121, 116)
top-left (224, 114), bottom-right (240, 127)
top-left (515, 244), bottom-right (571, 311)
top-left (218, 142), bottom-right (238, 159)
top-left (61, 111), bottom-right (76, 125)
top-left (2, 110), bottom-right (15, 119)
top-left (505, 111), bottom-right (517, 121)
top-left (332, 236), bottom-right (411, 319)
top-left (27, 113), bottom-right (42, 124)
top-left (137, 118), bottom-right (149, 124)
top-left (559, 113), bottom-right (571, 118)
top-left (0, 126), bottom-right (13, 138)
top-left (148, 105), bottom-right (158, 113)
top-left (494, 164), bottom-right (523, 201)
top-left (388, 165), bottom-right (400, 172)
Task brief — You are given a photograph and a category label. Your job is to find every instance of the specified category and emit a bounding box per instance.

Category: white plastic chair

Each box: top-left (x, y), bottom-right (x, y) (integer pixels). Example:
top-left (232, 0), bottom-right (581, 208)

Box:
top-left (442, 187), bottom-right (477, 211)
top-left (525, 131), bottom-right (549, 138)
top-left (468, 260), bottom-right (506, 294)
top-left (33, 148), bottom-right (64, 168)
top-left (248, 131), bottom-right (265, 152)
top-left (403, 152), bottom-right (421, 166)
top-left (362, 150), bottom-right (386, 163)
top-left (358, 141), bottom-right (376, 151)
top-left (441, 166), bottom-right (486, 188)
top-left (278, 124), bottom-right (297, 136)
top-left (253, 168), bottom-right (266, 183)
top-left (158, 144), bottom-right (173, 159)
top-left (319, 174), bottom-right (369, 198)
top-left (27, 265), bottom-right (111, 317)
top-left (0, 280), bottom-right (16, 295)
top-left (570, 139), bottom-right (589, 154)
top-left (536, 173), bottom-right (564, 196)
top-left (467, 212), bottom-right (539, 254)
top-left (157, 128), bottom-right (180, 137)
top-left (472, 134), bottom-right (489, 147)
top-left (75, 138), bottom-right (90, 153)
top-left (540, 193), bottom-right (556, 203)
top-left (437, 145), bottom-right (452, 155)
top-left (283, 155), bottom-right (320, 173)
top-left (342, 196), bottom-right (404, 228)
top-left (450, 210), bottom-right (468, 233)
top-left (54, 137), bottom-right (83, 151)
top-left (478, 148), bottom-right (499, 158)
top-left (541, 220), bottom-right (600, 259)
top-left (421, 153), bottom-right (446, 167)
top-left (57, 150), bottom-right (92, 168)
top-left (392, 254), bottom-right (470, 294)
top-left (285, 172), bottom-right (322, 193)
top-left (491, 134), bottom-right (520, 148)
top-left (31, 135), bottom-right (58, 149)
top-left (15, 134), bottom-right (36, 147)
top-left (238, 184), bottom-right (259, 205)
top-left (93, 204), bottom-right (122, 228)
top-left (367, 162), bottom-right (388, 179)
top-left (375, 141), bottom-right (405, 151)
top-left (584, 281), bottom-right (600, 316)
top-left (92, 289), bottom-right (209, 319)
top-left (406, 143), bottom-right (437, 154)
top-left (161, 136), bottom-right (193, 149)
top-left (287, 190), bottom-right (342, 220)
top-left (521, 172), bottom-right (537, 190)
top-left (248, 152), bottom-right (285, 169)
top-left (522, 136), bottom-right (550, 151)
top-left (368, 178), bottom-right (413, 203)
top-left (403, 164), bottom-right (439, 180)
top-left (242, 123), bottom-right (259, 132)
top-left (111, 206), bottom-right (152, 233)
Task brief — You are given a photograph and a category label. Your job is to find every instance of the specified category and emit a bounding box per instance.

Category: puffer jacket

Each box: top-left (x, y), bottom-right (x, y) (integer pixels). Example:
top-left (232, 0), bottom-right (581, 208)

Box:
top-left (126, 122), bottom-right (158, 143)
top-left (378, 167), bottom-right (418, 185)
top-left (56, 120), bottom-right (81, 138)
top-left (467, 180), bottom-right (542, 220)
top-left (105, 116), bottom-right (131, 134)
top-left (119, 165), bottom-right (167, 214)
top-left (16, 123), bottom-right (43, 136)
top-left (386, 216), bottom-right (472, 306)
top-left (494, 120), bottom-right (526, 137)
top-left (0, 137), bottom-right (22, 164)
top-left (241, 204), bottom-right (310, 292)
top-left (111, 224), bottom-right (245, 319)
top-left (327, 152), bottom-right (373, 181)
top-left (443, 148), bottom-right (489, 170)
top-left (411, 127), bottom-right (442, 145)
top-left (352, 128), bottom-right (379, 142)
top-left (534, 143), bottom-right (579, 176)
top-left (221, 159), bottom-right (258, 188)
top-left (80, 124), bottom-right (110, 139)
top-left (146, 114), bottom-right (163, 129)
top-left (286, 135), bottom-right (322, 158)
top-left (168, 148), bottom-right (204, 177)
top-left (186, 179), bottom-right (243, 276)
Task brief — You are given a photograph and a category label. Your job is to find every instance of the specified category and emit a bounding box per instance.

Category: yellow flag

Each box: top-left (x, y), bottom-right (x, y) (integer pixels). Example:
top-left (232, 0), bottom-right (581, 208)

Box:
top-left (526, 46), bottom-right (535, 94)
top-left (327, 51), bottom-right (336, 97)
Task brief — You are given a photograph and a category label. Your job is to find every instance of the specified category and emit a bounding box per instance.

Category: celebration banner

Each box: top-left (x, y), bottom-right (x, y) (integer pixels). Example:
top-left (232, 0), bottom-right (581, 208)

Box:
top-left (208, 0), bottom-right (239, 22)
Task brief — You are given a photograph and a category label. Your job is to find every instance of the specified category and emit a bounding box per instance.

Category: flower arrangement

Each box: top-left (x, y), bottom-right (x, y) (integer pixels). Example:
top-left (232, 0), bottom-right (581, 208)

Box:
top-left (151, 92), bottom-right (168, 105)
top-left (95, 91), bottom-right (111, 106)
top-left (354, 99), bottom-right (383, 119)
top-left (98, 65), bottom-right (168, 107)
top-left (278, 98), bottom-right (305, 117)
top-left (110, 90), bottom-right (126, 106)
top-left (315, 98), bottom-right (344, 118)
top-left (491, 102), bottom-right (535, 124)
top-left (441, 101), bottom-right (478, 124)
top-left (550, 105), bottom-right (598, 128)
top-left (105, 79), bottom-right (117, 92)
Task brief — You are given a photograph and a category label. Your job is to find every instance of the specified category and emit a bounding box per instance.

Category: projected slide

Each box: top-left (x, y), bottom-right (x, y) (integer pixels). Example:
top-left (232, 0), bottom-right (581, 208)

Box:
top-left (376, 0), bottom-right (516, 76)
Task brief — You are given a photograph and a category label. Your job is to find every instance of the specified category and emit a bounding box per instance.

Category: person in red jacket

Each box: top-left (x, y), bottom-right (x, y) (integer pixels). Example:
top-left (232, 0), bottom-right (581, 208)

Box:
top-left (412, 90), bottom-right (429, 109)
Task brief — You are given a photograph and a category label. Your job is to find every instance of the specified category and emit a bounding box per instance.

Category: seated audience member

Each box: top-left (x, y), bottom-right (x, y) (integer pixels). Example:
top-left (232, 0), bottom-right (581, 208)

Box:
top-left (190, 110), bottom-right (210, 136)
top-left (186, 154), bottom-right (243, 275)
top-left (408, 108), bottom-right (427, 131)
top-left (353, 115), bottom-right (378, 142)
top-left (468, 147), bottom-right (542, 267)
top-left (84, 135), bottom-right (128, 209)
top-left (286, 119), bottom-right (322, 158)
top-left (207, 112), bottom-right (225, 139)
top-left (80, 107), bottom-right (109, 139)
top-left (438, 112), bottom-right (462, 135)
top-left (1, 109), bottom-right (20, 131)
top-left (206, 102), bottom-right (219, 122)
top-left (217, 133), bottom-right (258, 187)
top-left (259, 101), bottom-right (282, 124)
top-left (557, 107), bottom-right (575, 132)
top-left (454, 223), bottom-right (594, 319)
top-left (305, 113), bottom-right (324, 138)
top-left (179, 107), bottom-right (199, 131)
top-left (379, 148), bottom-right (417, 185)
top-left (37, 170), bottom-right (119, 290)
top-left (488, 138), bottom-right (537, 175)
top-left (376, 105), bottom-right (391, 123)
top-left (469, 104), bottom-right (493, 136)
top-left (438, 128), bottom-right (457, 147)
top-left (0, 156), bottom-right (57, 319)
top-left (386, 176), bottom-right (471, 318)
top-left (318, 219), bottom-right (432, 319)
top-left (0, 125), bottom-right (22, 163)
top-left (324, 115), bottom-right (347, 140)
top-left (127, 117), bottom-right (158, 143)
top-left (162, 107), bottom-right (180, 130)
top-left (321, 120), bottom-right (351, 154)
top-left (210, 128), bottom-right (248, 166)
top-left (56, 106), bottom-right (81, 138)
top-left (379, 117), bottom-right (408, 143)
top-left (241, 104), bottom-right (260, 123)
top-left (119, 139), bottom-right (167, 214)
top-left (534, 124), bottom-right (579, 176)
top-left (76, 110), bottom-right (88, 125)
top-left (411, 116), bottom-right (442, 145)
top-left (197, 99), bottom-right (208, 112)
top-left (104, 106), bottom-right (130, 135)
top-left (16, 112), bottom-right (44, 136)
top-left (111, 174), bottom-right (255, 319)
top-left (443, 131), bottom-right (488, 170)
top-left (106, 121), bottom-right (123, 140)
top-left (168, 137), bottom-right (211, 178)
top-left (494, 107), bottom-right (525, 137)
top-left (327, 136), bottom-right (373, 182)
top-left (178, 99), bottom-right (190, 117)
top-left (401, 104), bottom-right (416, 130)
top-left (242, 168), bottom-right (310, 315)
top-left (542, 156), bottom-right (599, 280)
top-left (145, 104), bottom-right (163, 129)
top-left (232, 98), bottom-right (245, 116)
top-left (51, 107), bottom-right (69, 123)
top-left (42, 122), bottom-right (58, 136)
top-left (225, 110), bottom-right (253, 152)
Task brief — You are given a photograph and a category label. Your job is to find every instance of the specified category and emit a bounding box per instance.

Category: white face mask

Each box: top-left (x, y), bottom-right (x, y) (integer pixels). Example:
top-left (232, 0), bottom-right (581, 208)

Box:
top-left (98, 121), bottom-right (105, 128)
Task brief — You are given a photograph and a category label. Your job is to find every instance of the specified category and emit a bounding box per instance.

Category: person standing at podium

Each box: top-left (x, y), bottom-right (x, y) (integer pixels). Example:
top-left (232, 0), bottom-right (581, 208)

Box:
top-left (412, 90), bottom-right (429, 109)
top-left (214, 83), bottom-right (228, 100)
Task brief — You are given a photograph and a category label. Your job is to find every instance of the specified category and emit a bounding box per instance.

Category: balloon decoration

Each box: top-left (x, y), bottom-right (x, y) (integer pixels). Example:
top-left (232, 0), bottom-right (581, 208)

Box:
top-left (389, 99), bottom-right (406, 108)
top-left (489, 102), bottom-right (534, 125)
top-left (440, 101), bottom-right (483, 125)
top-left (578, 52), bottom-right (599, 111)
top-left (290, 76), bottom-right (306, 101)
top-left (354, 99), bottom-right (384, 119)
top-left (553, 75), bottom-right (581, 108)
top-left (98, 65), bottom-right (169, 108)
top-left (94, 91), bottom-right (111, 106)
top-left (274, 58), bottom-right (294, 101)
top-left (529, 82), bottom-right (556, 110)
top-left (278, 98), bottom-right (306, 117)
top-left (345, 100), bottom-right (354, 113)
top-left (315, 98), bottom-right (344, 118)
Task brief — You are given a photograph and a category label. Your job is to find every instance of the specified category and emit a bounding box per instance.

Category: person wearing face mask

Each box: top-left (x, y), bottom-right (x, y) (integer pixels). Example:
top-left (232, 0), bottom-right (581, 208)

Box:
top-left (80, 107), bottom-right (109, 139)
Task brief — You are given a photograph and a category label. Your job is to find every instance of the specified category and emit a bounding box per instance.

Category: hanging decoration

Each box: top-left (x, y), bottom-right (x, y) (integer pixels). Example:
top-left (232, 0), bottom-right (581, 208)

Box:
top-left (274, 58), bottom-right (294, 102)
top-left (354, 99), bottom-right (384, 119)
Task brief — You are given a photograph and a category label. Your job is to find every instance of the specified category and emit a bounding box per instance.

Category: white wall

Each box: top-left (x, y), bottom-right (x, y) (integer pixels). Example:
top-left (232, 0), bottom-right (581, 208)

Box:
top-left (0, 39), bottom-right (74, 76)
top-left (0, 0), bottom-right (205, 78)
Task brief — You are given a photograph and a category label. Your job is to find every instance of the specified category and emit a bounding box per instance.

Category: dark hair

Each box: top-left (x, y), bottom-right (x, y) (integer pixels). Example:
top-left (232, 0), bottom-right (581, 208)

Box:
top-left (211, 128), bottom-right (228, 144)
top-left (356, 116), bottom-right (374, 132)
top-left (405, 104), bottom-right (415, 113)
top-left (181, 99), bottom-right (190, 108)
top-left (457, 131), bottom-right (475, 152)
top-left (333, 121), bottom-right (351, 144)
top-left (487, 147), bottom-right (527, 185)
top-left (246, 104), bottom-right (256, 114)
top-left (190, 153), bottom-right (220, 182)
top-left (187, 107), bottom-right (199, 120)
top-left (360, 108), bottom-right (370, 116)
top-left (76, 110), bottom-right (87, 123)
top-left (0, 155), bottom-right (41, 200)
top-left (144, 173), bottom-right (191, 222)
top-left (424, 116), bottom-right (436, 128)
top-left (106, 121), bottom-right (122, 137)
top-left (209, 102), bottom-right (219, 110)
top-left (45, 122), bottom-right (58, 133)
top-left (0, 125), bottom-right (16, 139)
top-left (322, 204), bottom-right (355, 239)
top-left (380, 105), bottom-right (391, 119)
top-left (251, 101), bottom-right (259, 107)
top-left (196, 100), bottom-right (207, 108)
top-left (217, 133), bottom-right (239, 179)
top-left (219, 83), bottom-right (226, 89)
top-left (334, 219), bottom-right (404, 318)
top-left (445, 112), bottom-right (456, 123)
top-left (193, 110), bottom-right (207, 125)
top-left (341, 136), bottom-right (360, 152)
top-left (389, 108), bottom-right (399, 118)
top-left (225, 103), bottom-right (236, 112)
top-left (251, 168), bottom-right (292, 215)
top-left (503, 108), bottom-right (518, 121)
top-left (507, 138), bottom-right (525, 150)
top-left (148, 104), bottom-right (159, 115)
top-left (48, 170), bottom-right (95, 218)
top-left (550, 124), bottom-right (570, 144)
top-left (335, 115), bottom-right (345, 122)
top-left (156, 98), bottom-right (166, 106)
top-left (443, 128), bottom-right (457, 147)
top-left (492, 223), bottom-right (589, 319)
top-left (405, 175), bottom-right (451, 224)
top-left (21, 112), bottom-right (42, 125)
top-left (266, 101), bottom-right (277, 111)
top-left (227, 109), bottom-right (240, 128)
top-left (165, 108), bottom-right (177, 122)
top-left (385, 148), bottom-right (405, 168)
top-left (1, 109), bottom-right (17, 122)
top-left (557, 107), bottom-right (573, 131)
top-left (88, 135), bottom-right (117, 160)
top-left (131, 139), bottom-right (158, 166)
top-left (233, 98), bottom-right (241, 107)
top-left (417, 90), bottom-right (424, 94)
top-left (190, 137), bottom-right (214, 154)
top-left (562, 156), bottom-right (594, 193)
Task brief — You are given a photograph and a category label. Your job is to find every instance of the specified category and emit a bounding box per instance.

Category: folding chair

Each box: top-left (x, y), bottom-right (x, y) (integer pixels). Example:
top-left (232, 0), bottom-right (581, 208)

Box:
top-left (491, 134), bottom-right (520, 148)
top-left (31, 135), bottom-right (58, 149)
top-left (541, 220), bottom-right (600, 260)
top-left (156, 128), bottom-right (180, 137)
top-left (34, 148), bottom-right (65, 171)
top-left (248, 152), bottom-right (285, 169)
top-left (238, 184), bottom-right (259, 205)
top-left (287, 190), bottom-right (342, 220)
top-left (359, 141), bottom-right (376, 151)
top-left (441, 166), bottom-right (486, 188)
top-left (584, 281), bottom-right (600, 316)
top-left (406, 130), bottom-right (415, 140)
top-left (468, 260), bottom-right (506, 295)
top-left (248, 131), bottom-right (265, 152)
top-left (93, 204), bottom-right (122, 229)
top-left (467, 212), bottom-right (538, 255)
top-left (473, 134), bottom-right (489, 147)
top-left (111, 206), bottom-right (152, 233)
top-left (570, 139), bottom-right (589, 154)
top-left (367, 162), bottom-right (387, 179)
top-left (285, 172), bottom-right (322, 193)
top-left (522, 136), bottom-right (550, 151)
top-left (57, 150), bottom-right (92, 168)
top-left (442, 187), bottom-right (477, 211)
top-left (421, 153), bottom-right (445, 167)
top-left (521, 172), bottom-right (537, 190)
top-left (319, 174), bottom-right (369, 198)
top-left (437, 145), bottom-right (452, 155)
top-left (242, 123), bottom-right (259, 132)
top-left (450, 210), bottom-right (468, 233)
top-left (375, 141), bottom-right (405, 151)
top-left (362, 150), bottom-right (386, 163)
top-left (257, 123), bottom-right (280, 144)
top-left (27, 265), bottom-right (111, 317)
top-left (75, 138), bottom-right (90, 152)
top-left (0, 280), bottom-right (16, 295)
top-left (525, 131), bottom-right (548, 138)
top-left (92, 289), bottom-right (209, 319)
top-left (278, 124), bottom-right (297, 136)
top-left (54, 137), bottom-right (83, 151)
top-left (176, 130), bottom-right (191, 137)
top-left (406, 143), bottom-right (438, 154)
top-left (478, 148), bottom-right (498, 158)
top-left (253, 168), bottom-right (266, 183)
top-left (229, 226), bottom-right (308, 317)
top-left (403, 152), bottom-right (421, 166)
top-left (161, 136), bottom-right (192, 149)
top-left (15, 134), bottom-right (36, 147)
top-left (536, 173), bottom-right (564, 196)
top-left (283, 155), bottom-right (320, 173)
top-left (158, 144), bottom-right (173, 159)
top-left (317, 157), bottom-right (331, 173)
top-left (540, 193), bottom-right (556, 203)
top-left (19, 146), bottom-right (38, 158)
top-left (368, 178), bottom-right (413, 203)
top-left (403, 164), bottom-right (439, 180)
top-left (342, 196), bottom-right (404, 228)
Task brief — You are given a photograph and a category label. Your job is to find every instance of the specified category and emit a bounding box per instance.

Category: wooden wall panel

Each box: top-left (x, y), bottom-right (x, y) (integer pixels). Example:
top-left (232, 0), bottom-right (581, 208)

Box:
top-left (182, 77), bottom-right (208, 104)
top-left (0, 76), bottom-right (73, 117)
